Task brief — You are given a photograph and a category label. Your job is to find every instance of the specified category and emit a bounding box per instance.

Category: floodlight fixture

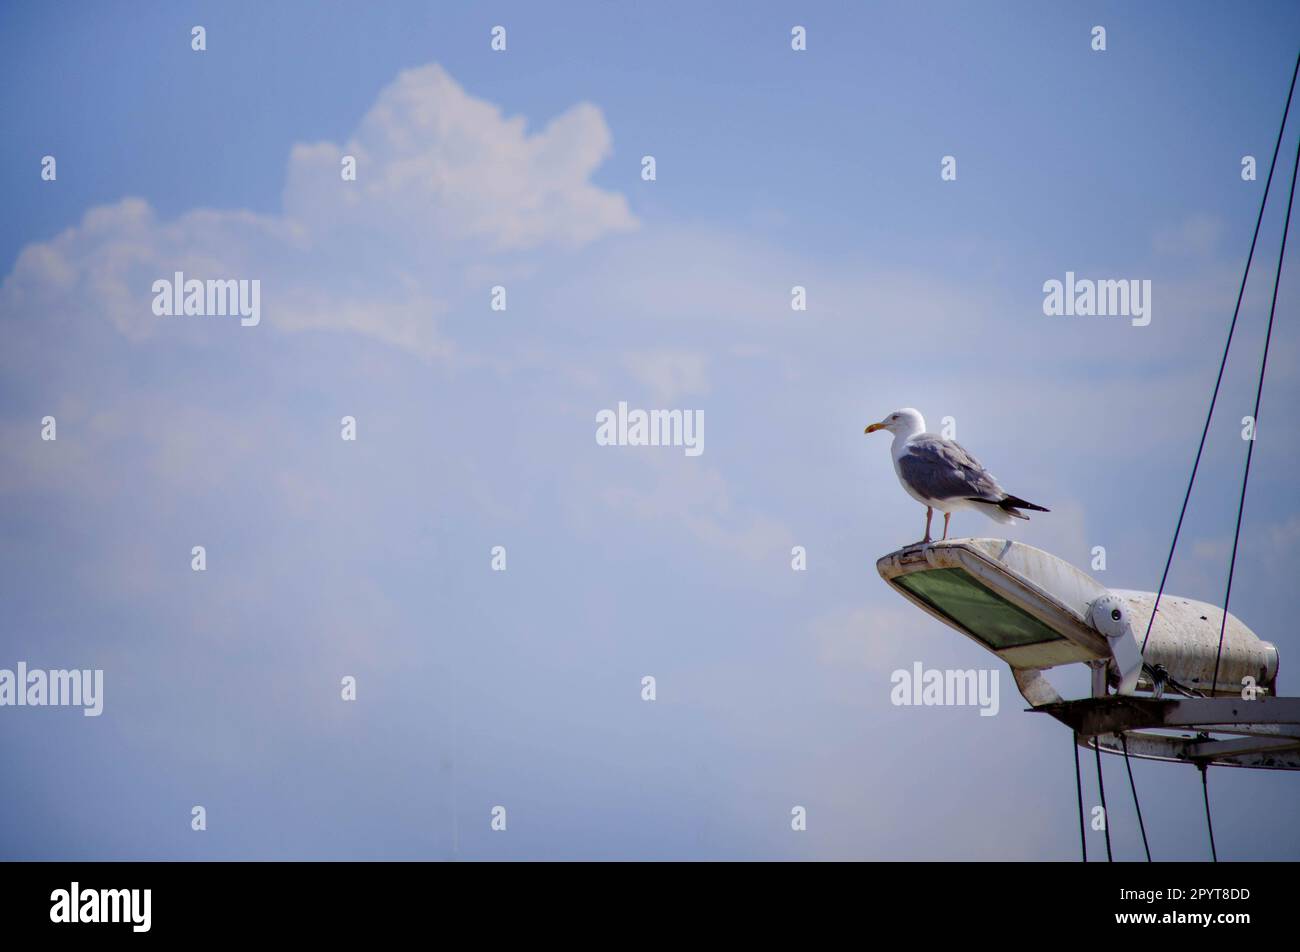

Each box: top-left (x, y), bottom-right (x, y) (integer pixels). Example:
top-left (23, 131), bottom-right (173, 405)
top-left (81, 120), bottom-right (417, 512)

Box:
top-left (877, 539), bottom-right (1298, 769)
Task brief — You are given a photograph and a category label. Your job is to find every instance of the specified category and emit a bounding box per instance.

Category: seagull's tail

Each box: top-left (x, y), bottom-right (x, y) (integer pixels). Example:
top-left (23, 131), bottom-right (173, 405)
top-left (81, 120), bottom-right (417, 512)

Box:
top-left (1001, 494), bottom-right (1049, 514)
top-left (967, 498), bottom-right (1021, 523)
top-left (967, 495), bottom-right (1049, 523)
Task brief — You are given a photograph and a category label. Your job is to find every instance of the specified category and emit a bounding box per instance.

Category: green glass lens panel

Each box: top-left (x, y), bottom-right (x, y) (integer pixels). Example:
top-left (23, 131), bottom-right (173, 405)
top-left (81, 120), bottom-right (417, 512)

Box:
top-left (894, 567), bottom-right (1064, 649)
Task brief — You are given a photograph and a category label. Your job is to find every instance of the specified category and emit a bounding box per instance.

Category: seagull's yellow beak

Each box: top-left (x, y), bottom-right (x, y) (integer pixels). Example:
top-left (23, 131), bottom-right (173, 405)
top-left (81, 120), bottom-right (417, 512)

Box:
top-left (864, 421), bottom-right (886, 434)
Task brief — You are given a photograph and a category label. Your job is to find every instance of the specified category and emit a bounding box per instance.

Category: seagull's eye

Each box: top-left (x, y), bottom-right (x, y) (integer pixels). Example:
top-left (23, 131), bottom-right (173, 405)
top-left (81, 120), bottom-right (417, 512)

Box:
top-left (1110, 608), bottom-right (1122, 621)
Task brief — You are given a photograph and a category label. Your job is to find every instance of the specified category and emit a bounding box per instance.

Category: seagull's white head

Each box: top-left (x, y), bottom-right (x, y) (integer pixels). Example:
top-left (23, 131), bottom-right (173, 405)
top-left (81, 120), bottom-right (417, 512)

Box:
top-left (864, 407), bottom-right (925, 436)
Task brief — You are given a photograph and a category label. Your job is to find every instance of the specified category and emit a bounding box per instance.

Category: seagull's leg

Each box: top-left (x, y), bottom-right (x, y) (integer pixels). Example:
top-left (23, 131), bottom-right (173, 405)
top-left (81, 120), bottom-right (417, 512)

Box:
top-left (923, 507), bottom-right (933, 544)
top-left (942, 512), bottom-right (950, 541)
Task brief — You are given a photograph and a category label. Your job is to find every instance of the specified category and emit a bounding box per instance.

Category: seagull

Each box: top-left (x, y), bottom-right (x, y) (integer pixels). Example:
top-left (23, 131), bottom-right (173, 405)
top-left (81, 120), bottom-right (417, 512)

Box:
top-left (864, 407), bottom-right (1048, 544)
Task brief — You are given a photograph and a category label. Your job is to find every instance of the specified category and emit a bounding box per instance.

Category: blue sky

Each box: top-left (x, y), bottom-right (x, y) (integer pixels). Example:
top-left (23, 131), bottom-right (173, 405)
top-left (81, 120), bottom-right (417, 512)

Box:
top-left (2, 1), bottom-right (1299, 860)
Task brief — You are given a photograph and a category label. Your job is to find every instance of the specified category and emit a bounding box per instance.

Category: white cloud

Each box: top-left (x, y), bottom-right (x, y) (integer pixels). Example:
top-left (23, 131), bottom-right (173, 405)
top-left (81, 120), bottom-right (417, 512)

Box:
top-left (1271, 514), bottom-right (1300, 553)
top-left (598, 456), bottom-right (794, 562)
top-left (810, 603), bottom-right (920, 671)
top-left (283, 65), bottom-right (636, 253)
top-left (623, 350), bottom-right (710, 403)
top-left (1153, 213), bottom-right (1223, 258)
top-left (0, 64), bottom-right (636, 362)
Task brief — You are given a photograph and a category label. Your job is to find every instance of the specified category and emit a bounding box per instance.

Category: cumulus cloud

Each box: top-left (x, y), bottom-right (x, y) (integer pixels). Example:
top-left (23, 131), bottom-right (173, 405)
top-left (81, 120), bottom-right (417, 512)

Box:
top-left (0, 64), bottom-right (636, 363)
top-left (285, 65), bottom-right (635, 252)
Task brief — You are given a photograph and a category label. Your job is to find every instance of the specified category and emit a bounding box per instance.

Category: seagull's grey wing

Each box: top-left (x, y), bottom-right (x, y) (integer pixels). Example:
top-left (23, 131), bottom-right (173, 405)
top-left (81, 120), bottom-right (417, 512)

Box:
top-left (896, 435), bottom-right (1003, 502)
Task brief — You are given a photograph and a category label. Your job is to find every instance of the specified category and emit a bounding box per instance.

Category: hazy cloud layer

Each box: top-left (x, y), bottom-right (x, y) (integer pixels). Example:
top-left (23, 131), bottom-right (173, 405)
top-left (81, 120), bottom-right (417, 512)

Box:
top-left (3, 8), bottom-right (1299, 863)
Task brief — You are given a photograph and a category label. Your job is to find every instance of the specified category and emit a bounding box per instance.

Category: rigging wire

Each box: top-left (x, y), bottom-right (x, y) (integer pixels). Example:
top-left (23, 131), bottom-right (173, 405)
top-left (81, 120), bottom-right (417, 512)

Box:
top-left (1073, 737), bottom-right (1088, 862)
top-left (1200, 763), bottom-right (1219, 862)
top-left (1141, 51), bottom-right (1300, 656)
top-left (1119, 733), bottom-right (1152, 861)
top-left (1196, 127), bottom-right (1300, 862)
top-left (1211, 117), bottom-right (1300, 693)
top-left (1093, 737), bottom-right (1113, 861)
